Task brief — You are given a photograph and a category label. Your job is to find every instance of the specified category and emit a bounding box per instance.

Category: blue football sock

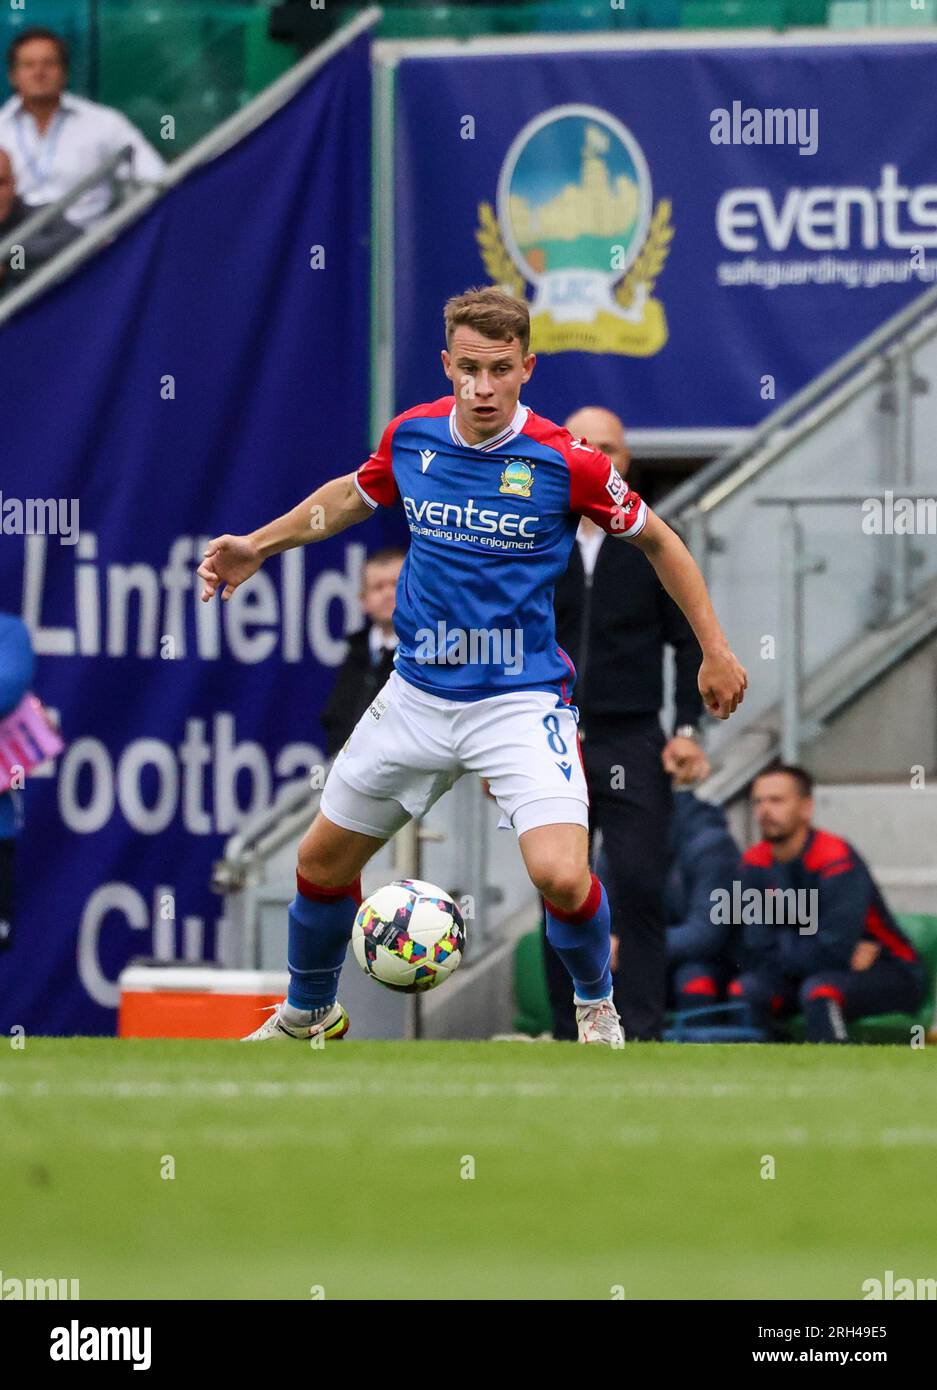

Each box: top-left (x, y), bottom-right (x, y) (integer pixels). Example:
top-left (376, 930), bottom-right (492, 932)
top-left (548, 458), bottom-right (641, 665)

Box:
top-left (544, 874), bottom-right (613, 1003)
top-left (286, 873), bottom-right (360, 1012)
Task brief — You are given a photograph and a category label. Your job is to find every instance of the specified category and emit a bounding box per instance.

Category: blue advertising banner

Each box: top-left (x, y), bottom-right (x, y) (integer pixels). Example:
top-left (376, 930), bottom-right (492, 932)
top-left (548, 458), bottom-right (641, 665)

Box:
top-left (0, 33), bottom-right (391, 1034)
top-left (393, 41), bottom-right (937, 429)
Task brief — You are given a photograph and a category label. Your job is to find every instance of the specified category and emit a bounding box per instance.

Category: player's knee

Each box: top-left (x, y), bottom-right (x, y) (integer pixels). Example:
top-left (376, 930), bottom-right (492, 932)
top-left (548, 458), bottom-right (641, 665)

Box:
top-left (296, 850), bottom-right (339, 888)
top-left (535, 862), bottom-right (591, 911)
top-left (296, 831), bottom-right (351, 888)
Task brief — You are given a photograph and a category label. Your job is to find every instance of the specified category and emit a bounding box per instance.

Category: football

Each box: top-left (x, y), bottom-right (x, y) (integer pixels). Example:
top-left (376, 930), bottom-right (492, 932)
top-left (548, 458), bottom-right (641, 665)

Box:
top-left (351, 878), bottom-right (466, 992)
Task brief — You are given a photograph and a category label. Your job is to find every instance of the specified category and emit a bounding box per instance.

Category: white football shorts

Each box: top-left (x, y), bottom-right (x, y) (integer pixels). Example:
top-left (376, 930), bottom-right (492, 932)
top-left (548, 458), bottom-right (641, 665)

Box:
top-left (320, 669), bottom-right (589, 840)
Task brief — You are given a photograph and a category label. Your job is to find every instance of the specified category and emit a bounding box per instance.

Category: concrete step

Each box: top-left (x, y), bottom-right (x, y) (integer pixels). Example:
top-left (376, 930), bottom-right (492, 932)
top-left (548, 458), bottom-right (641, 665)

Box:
top-left (811, 784), bottom-right (937, 916)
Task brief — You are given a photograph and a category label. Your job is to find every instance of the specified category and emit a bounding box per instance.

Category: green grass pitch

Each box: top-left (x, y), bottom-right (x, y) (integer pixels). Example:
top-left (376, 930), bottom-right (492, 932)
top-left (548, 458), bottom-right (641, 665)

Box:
top-left (2, 1039), bottom-right (934, 1300)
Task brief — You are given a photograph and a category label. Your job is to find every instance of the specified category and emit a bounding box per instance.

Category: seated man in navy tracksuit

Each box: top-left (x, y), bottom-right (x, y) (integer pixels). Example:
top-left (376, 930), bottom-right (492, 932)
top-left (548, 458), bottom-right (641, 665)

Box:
top-left (729, 764), bottom-right (925, 1043)
top-left (665, 789), bottom-right (741, 1011)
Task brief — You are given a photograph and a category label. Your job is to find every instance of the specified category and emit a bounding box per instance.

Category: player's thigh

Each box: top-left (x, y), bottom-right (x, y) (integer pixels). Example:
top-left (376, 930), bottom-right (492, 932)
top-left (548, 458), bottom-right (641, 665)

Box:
top-left (329, 671), bottom-right (460, 820)
top-left (297, 809), bottom-right (389, 886)
top-left (456, 690), bottom-right (588, 836)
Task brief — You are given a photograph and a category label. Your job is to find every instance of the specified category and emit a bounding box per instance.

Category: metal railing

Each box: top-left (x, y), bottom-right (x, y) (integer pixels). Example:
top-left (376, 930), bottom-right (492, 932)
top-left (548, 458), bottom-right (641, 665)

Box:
top-left (657, 283), bottom-right (937, 528)
top-left (757, 493), bottom-right (937, 761)
top-left (660, 284), bottom-right (937, 773)
top-left (0, 144), bottom-right (137, 270)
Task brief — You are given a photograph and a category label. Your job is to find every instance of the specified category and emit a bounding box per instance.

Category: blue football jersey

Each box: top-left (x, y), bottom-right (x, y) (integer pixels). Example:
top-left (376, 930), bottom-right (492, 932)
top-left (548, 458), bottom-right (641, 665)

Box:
top-left (355, 397), bottom-right (648, 701)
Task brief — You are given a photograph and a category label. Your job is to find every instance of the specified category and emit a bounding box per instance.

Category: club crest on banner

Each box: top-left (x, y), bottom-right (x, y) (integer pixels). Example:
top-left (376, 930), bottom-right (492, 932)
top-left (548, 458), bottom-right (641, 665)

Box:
top-left (476, 104), bottom-right (673, 356)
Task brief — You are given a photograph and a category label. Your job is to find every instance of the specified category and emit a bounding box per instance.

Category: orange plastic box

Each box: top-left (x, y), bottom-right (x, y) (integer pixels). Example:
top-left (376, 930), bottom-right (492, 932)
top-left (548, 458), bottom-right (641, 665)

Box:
top-left (118, 967), bottom-right (289, 1039)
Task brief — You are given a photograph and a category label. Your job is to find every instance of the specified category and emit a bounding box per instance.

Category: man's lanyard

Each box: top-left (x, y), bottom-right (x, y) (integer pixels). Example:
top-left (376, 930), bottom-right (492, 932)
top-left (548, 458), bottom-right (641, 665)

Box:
top-left (14, 105), bottom-right (66, 190)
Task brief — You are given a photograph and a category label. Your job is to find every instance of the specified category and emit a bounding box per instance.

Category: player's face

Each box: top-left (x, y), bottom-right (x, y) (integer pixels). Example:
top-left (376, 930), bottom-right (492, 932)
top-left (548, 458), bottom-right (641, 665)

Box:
top-left (361, 558), bottom-right (402, 626)
top-left (752, 774), bottom-right (813, 843)
top-left (11, 39), bottom-right (67, 102)
top-left (441, 328), bottom-right (535, 444)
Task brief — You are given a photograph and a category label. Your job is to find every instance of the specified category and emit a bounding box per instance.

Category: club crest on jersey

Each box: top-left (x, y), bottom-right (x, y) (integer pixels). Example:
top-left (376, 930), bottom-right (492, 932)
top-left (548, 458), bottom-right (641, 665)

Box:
top-left (499, 459), bottom-right (535, 498)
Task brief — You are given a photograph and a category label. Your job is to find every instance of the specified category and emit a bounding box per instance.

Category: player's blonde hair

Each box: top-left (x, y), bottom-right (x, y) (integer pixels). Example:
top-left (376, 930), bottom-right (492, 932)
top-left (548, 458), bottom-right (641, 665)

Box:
top-left (443, 287), bottom-right (530, 357)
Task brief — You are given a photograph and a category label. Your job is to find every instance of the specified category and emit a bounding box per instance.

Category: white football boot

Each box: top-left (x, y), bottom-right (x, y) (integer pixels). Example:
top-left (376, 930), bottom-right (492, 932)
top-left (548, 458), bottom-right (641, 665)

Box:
top-left (575, 996), bottom-right (625, 1047)
top-left (241, 1000), bottom-right (349, 1042)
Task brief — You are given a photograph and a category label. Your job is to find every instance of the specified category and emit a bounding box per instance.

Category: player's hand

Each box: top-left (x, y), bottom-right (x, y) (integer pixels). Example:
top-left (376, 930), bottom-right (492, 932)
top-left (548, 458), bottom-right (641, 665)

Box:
top-left (197, 534), bottom-right (262, 602)
top-left (662, 737), bottom-right (710, 786)
top-left (850, 940), bottom-right (881, 972)
top-left (698, 648), bottom-right (747, 720)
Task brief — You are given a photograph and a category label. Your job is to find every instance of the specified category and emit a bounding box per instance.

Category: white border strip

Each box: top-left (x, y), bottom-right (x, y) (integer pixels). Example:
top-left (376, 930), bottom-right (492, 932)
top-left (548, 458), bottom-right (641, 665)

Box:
top-left (354, 475), bottom-right (380, 509)
top-left (119, 968), bottom-right (289, 994)
top-left (371, 52), bottom-right (397, 446)
top-left (375, 27), bottom-right (937, 63)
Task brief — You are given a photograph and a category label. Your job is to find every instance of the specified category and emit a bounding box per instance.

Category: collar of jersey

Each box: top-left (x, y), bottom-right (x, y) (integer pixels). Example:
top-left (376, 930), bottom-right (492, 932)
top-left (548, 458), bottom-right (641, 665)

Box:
top-left (448, 401), bottom-right (529, 452)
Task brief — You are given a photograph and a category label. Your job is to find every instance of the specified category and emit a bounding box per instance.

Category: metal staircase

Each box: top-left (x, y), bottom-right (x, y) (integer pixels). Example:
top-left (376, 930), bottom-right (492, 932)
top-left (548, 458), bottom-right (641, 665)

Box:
top-left (658, 280), bottom-right (937, 784)
top-left (658, 282), bottom-right (937, 918)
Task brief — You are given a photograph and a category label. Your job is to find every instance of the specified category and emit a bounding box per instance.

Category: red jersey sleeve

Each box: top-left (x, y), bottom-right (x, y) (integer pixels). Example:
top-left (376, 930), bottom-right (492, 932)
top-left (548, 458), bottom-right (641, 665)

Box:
top-left (567, 437), bottom-right (647, 538)
top-left (355, 421), bottom-right (399, 509)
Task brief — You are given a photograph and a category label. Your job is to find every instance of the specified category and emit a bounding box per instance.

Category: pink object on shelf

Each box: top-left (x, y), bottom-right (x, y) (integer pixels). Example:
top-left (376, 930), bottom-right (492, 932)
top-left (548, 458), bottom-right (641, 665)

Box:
top-left (0, 694), bottom-right (64, 793)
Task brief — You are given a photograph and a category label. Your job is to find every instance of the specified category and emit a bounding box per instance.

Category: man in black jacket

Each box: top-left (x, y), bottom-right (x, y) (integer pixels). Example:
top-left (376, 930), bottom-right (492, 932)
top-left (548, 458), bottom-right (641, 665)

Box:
top-left (548, 406), bottom-right (706, 1040)
top-left (320, 547), bottom-right (405, 757)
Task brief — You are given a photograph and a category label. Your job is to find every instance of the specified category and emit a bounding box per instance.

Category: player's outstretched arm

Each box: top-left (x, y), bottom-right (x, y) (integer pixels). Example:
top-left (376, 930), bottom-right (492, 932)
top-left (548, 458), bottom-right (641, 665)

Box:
top-left (197, 472), bottom-right (372, 602)
top-left (628, 509), bottom-right (748, 720)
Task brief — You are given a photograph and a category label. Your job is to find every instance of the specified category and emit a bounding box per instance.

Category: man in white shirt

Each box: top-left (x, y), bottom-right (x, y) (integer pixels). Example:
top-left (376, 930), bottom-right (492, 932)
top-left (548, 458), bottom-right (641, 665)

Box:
top-left (0, 27), bottom-right (166, 229)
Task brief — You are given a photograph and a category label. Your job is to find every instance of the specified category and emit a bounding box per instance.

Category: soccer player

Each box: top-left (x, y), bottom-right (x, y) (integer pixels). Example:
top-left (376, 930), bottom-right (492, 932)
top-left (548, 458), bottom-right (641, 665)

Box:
top-left (197, 288), bottom-right (747, 1046)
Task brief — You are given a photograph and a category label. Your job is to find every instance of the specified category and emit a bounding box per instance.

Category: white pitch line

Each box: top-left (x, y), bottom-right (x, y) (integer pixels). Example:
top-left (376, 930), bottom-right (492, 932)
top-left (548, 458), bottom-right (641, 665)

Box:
top-left (0, 1076), bottom-right (902, 1103)
top-left (1, 1114), bottom-right (929, 1151)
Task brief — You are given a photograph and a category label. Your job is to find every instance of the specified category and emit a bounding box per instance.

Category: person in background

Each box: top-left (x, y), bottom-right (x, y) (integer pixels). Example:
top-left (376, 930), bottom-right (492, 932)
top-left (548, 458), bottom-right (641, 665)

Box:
top-left (730, 765), bottom-right (925, 1042)
top-left (0, 28), bottom-right (165, 229)
top-left (0, 613), bottom-right (35, 950)
top-left (320, 548), bottom-right (406, 757)
top-left (546, 406), bottom-right (707, 1040)
top-left (665, 787), bottom-right (741, 1012)
top-left (0, 147), bottom-right (79, 294)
